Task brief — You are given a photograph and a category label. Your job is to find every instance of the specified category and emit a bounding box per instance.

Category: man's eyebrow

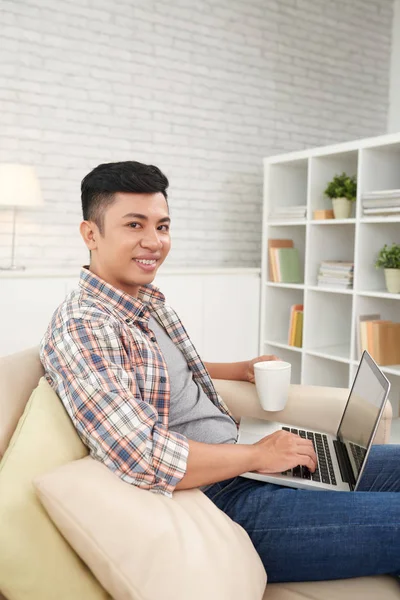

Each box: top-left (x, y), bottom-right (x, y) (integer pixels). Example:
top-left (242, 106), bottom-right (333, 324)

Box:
top-left (121, 212), bottom-right (171, 223)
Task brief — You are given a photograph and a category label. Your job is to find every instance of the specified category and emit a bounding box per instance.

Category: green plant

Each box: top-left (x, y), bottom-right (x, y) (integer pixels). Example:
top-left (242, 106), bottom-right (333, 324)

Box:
top-left (324, 172), bottom-right (357, 201)
top-left (375, 243), bottom-right (400, 269)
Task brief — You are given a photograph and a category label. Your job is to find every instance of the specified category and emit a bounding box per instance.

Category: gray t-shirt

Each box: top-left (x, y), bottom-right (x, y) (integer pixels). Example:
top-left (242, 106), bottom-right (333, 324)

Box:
top-left (148, 315), bottom-right (238, 445)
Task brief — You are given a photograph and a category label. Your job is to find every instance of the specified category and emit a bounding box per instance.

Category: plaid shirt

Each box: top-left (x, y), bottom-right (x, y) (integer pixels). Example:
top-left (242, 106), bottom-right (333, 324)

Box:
top-left (40, 267), bottom-right (239, 498)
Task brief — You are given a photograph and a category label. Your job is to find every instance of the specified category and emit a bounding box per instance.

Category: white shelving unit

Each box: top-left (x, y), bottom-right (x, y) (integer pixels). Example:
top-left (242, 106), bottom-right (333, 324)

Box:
top-left (260, 132), bottom-right (400, 417)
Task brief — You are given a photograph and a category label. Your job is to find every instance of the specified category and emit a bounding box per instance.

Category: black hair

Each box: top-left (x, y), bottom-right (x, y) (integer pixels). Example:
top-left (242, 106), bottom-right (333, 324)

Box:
top-left (81, 161), bottom-right (169, 233)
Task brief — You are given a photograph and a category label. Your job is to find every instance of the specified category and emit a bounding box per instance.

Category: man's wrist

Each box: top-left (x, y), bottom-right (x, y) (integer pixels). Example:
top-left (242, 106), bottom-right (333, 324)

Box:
top-left (204, 360), bottom-right (248, 381)
top-left (247, 443), bottom-right (262, 472)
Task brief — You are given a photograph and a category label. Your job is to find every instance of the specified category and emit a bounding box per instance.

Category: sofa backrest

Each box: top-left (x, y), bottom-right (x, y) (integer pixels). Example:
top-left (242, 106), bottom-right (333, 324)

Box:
top-left (0, 347), bottom-right (44, 458)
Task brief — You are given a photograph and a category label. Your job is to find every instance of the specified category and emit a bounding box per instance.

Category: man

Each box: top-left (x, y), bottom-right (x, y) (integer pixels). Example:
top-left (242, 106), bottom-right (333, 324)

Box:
top-left (41, 161), bottom-right (400, 584)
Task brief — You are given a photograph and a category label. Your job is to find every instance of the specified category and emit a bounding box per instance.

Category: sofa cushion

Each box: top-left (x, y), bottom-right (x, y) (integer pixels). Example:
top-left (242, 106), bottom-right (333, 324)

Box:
top-left (0, 377), bottom-right (110, 600)
top-left (0, 347), bottom-right (43, 458)
top-left (34, 456), bottom-right (267, 600)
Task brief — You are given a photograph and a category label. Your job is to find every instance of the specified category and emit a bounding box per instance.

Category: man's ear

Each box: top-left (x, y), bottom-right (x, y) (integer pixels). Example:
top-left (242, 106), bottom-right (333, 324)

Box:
top-left (80, 220), bottom-right (99, 251)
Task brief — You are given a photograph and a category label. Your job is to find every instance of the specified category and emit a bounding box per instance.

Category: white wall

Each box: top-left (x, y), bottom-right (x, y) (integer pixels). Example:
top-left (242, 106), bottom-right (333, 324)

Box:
top-left (388, 0), bottom-right (400, 133)
top-left (0, 270), bottom-right (260, 362)
top-left (0, 0), bottom-right (394, 270)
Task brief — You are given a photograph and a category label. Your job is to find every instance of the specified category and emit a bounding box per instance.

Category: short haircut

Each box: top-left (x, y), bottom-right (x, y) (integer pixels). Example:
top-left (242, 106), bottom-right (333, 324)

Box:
top-left (81, 161), bottom-right (169, 233)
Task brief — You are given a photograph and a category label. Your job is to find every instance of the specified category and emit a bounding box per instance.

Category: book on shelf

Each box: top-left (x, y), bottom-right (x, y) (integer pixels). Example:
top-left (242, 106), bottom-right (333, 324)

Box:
top-left (288, 304), bottom-right (303, 348)
top-left (363, 198), bottom-right (400, 208)
top-left (319, 261), bottom-right (354, 270)
top-left (357, 313), bottom-right (380, 359)
top-left (362, 189), bottom-right (400, 201)
top-left (317, 281), bottom-right (352, 288)
top-left (268, 238), bottom-right (293, 281)
top-left (361, 189), bottom-right (400, 217)
top-left (363, 207), bottom-right (400, 215)
top-left (270, 247), bottom-right (301, 283)
top-left (357, 314), bottom-right (400, 365)
top-left (371, 322), bottom-right (400, 365)
top-left (317, 261), bottom-right (354, 289)
top-left (269, 205), bottom-right (307, 220)
top-left (294, 311), bottom-right (303, 347)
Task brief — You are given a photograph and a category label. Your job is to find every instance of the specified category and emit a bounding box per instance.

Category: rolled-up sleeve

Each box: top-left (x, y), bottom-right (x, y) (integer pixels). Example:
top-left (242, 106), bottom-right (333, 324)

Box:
top-left (41, 316), bottom-right (189, 497)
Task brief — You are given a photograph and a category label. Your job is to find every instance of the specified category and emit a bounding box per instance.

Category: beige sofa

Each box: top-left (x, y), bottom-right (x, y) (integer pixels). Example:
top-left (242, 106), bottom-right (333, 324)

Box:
top-left (0, 347), bottom-right (398, 600)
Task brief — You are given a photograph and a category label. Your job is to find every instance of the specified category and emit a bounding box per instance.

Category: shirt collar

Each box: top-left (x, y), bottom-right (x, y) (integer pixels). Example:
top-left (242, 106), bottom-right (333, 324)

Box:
top-left (79, 266), bottom-right (166, 323)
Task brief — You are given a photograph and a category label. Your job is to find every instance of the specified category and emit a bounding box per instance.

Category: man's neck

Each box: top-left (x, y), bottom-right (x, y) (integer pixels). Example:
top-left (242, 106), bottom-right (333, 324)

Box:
top-left (87, 264), bottom-right (142, 298)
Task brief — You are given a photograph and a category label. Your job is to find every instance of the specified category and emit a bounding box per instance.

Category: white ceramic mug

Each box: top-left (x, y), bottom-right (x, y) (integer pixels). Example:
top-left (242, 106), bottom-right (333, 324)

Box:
top-left (254, 360), bottom-right (291, 412)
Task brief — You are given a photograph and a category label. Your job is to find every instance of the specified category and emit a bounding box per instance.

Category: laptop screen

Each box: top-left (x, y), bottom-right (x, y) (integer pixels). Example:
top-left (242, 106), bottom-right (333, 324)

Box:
top-left (337, 351), bottom-right (390, 482)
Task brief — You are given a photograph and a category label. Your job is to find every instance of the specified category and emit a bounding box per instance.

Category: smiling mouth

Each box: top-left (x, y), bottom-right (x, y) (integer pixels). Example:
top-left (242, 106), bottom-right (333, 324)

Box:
top-left (134, 259), bottom-right (157, 265)
top-left (133, 259), bottom-right (158, 271)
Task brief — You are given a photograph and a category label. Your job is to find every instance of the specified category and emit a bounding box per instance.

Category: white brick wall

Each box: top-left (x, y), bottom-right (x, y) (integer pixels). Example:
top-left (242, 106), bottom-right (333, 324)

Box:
top-left (388, 0), bottom-right (400, 132)
top-left (0, 0), bottom-right (393, 269)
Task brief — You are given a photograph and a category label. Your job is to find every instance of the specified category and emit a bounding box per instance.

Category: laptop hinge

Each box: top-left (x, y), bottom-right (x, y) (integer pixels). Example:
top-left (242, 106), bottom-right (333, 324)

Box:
top-left (333, 439), bottom-right (356, 490)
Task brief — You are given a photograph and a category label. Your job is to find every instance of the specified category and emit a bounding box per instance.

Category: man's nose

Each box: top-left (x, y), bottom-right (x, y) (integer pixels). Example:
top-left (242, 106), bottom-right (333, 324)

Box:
top-left (140, 229), bottom-right (163, 248)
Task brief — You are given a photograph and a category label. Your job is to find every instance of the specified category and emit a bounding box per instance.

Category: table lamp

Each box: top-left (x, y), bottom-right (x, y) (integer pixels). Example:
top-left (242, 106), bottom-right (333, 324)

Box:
top-left (0, 163), bottom-right (44, 270)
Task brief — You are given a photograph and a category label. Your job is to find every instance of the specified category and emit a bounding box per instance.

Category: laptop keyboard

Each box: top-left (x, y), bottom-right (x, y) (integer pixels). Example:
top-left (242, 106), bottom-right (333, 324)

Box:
top-left (349, 442), bottom-right (366, 471)
top-left (281, 428), bottom-right (337, 486)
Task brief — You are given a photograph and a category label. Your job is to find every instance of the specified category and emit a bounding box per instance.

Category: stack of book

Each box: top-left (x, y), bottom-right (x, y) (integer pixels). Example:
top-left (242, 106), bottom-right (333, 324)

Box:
top-left (362, 189), bottom-right (400, 217)
top-left (317, 261), bottom-right (354, 289)
top-left (268, 239), bottom-right (302, 283)
top-left (357, 313), bottom-right (400, 365)
top-left (288, 304), bottom-right (304, 347)
top-left (269, 205), bottom-right (307, 221)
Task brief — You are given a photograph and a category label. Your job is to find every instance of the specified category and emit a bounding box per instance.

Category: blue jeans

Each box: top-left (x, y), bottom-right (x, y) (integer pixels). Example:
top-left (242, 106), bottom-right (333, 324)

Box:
top-left (203, 444), bottom-right (400, 583)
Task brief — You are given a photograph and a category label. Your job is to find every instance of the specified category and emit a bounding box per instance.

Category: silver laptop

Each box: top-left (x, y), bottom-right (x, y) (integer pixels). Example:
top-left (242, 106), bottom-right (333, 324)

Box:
top-left (237, 351), bottom-right (390, 492)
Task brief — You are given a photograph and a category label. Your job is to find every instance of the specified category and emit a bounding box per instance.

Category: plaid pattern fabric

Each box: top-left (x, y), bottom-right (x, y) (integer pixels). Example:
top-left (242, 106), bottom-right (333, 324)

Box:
top-left (40, 267), bottom-right (239, 498)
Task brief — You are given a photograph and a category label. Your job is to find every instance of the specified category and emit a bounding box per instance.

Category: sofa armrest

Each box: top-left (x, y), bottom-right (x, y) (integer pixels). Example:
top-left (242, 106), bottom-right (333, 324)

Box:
top-left (213, 380), bottom-right (393, 445)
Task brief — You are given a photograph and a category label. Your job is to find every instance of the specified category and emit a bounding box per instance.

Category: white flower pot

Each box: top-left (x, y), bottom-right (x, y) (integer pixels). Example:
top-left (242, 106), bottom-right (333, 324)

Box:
top-left (384, 268), bottom-right (400, 294)
top-left (332, 197), bottom-right (352, 219)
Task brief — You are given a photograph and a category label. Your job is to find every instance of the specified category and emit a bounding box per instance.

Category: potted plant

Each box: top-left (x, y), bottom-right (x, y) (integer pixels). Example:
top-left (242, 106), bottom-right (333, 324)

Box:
top-left (324, 172), bottom-right (357, 219)
top-left (375, 243), bottom-right (400, 293)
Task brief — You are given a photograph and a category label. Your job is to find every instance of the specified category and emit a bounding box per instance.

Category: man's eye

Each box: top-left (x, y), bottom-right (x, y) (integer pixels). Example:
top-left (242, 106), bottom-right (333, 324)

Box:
top-left (127, 222), bottom-right (169, 231)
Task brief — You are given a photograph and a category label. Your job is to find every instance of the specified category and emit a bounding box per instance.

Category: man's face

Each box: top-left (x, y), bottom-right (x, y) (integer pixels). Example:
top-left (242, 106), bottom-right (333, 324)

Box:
top-left (83, 192), bottom-right (171, 297)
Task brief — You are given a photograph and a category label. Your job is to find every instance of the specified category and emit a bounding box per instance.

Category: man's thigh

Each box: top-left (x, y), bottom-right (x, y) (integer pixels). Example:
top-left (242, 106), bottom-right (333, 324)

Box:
top-left (204, 474), bottom-right (400, 583)
top-left (357, 444), bottom-right (400, 492)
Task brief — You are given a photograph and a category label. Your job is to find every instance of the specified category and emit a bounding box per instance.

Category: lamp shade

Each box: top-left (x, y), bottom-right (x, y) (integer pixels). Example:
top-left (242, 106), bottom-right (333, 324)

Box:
top-left (0, 164), bottom-right (44, 208)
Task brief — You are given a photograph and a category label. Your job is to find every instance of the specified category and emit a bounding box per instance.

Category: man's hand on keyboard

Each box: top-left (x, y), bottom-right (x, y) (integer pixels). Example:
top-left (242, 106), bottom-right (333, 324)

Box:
top-left (251, 429), bottom-right (317, 475)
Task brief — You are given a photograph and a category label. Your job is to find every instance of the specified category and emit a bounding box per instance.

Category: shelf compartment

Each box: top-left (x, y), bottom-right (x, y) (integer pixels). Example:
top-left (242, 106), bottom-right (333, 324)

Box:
top-left (360, 143), bottom-right (400, 194)
top-left (264, 340), bottom-right (303, 353)
top-left (353, 295), bottom-right (400, 362)
top-left (357, 222), bottom-right (400, 292)
top-left (304, 291), bottom-right (352, 361)
top-left (306, 222), bottom-right (355, 287)
top-left (266, 225), bottom-right (306, 284)
top-left (265, 159), bottom-right (308, 218)
top-left (302, 354), bottom-right (350, 388)
top-left (309, 151), bottom-right (358, 215)
top-left (263, 342), bottom-right (302, 384)
top-left (263, 286), bottom-right (304, 345)
top-left (306, 346), bottom-right (351, 363)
